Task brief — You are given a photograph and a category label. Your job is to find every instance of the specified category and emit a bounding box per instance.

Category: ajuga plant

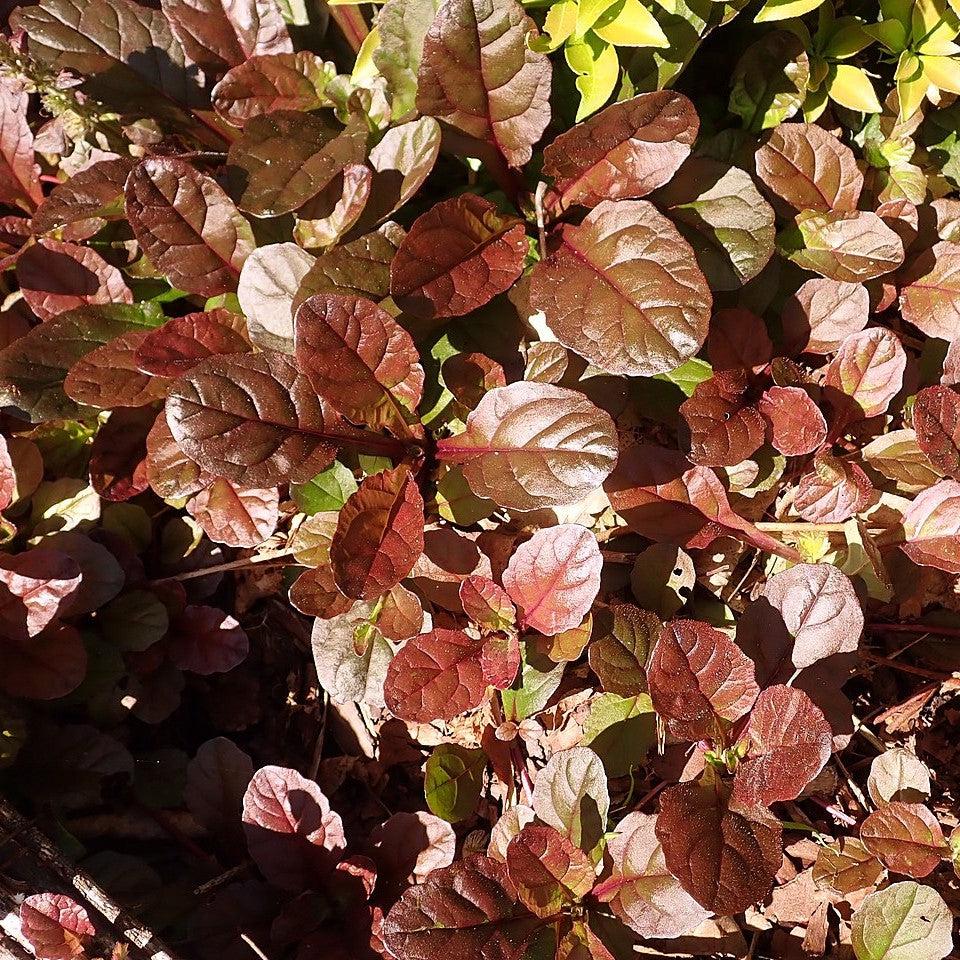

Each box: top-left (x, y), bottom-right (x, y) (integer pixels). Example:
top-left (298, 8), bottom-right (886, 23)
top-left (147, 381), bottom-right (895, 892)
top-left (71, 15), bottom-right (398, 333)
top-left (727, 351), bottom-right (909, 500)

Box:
top-left (1, 0), bottom-right (960, 957)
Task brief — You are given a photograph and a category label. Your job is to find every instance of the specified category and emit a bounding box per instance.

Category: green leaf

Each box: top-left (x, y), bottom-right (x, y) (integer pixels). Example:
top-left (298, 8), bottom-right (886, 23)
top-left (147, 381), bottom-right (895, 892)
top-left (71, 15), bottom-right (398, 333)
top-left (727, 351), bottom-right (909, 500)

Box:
top-left (424, 743), bottom-right (486, 822)
top-left (593, 0), bottom-right (668, 46)
top-left (581, 693), bottom-right (656, 777)
top-left (852, 882), bottom-right (953, 960)
top-left (755, 0), bottom-right (825, 21)
top-left (653, 358), bottom-right (712, 396)
top-left (291, 462), bottom-right (358, 514)
top-left (373, 0), bottom-right (442, 118)
top-left (501, 644), bottom-right (565, 721)
top-left (565, 34), bottom-right (620, 120)
top-left (827, 64), bottom-right (883, 112)
top-left (729, 30), bottom-right (810, 131)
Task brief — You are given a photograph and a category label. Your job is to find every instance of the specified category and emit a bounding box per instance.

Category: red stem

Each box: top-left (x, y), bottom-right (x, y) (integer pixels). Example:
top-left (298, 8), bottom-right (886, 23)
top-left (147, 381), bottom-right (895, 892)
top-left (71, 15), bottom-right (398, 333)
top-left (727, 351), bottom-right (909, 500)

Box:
top-left (328, 5), bottom-right (369, 54)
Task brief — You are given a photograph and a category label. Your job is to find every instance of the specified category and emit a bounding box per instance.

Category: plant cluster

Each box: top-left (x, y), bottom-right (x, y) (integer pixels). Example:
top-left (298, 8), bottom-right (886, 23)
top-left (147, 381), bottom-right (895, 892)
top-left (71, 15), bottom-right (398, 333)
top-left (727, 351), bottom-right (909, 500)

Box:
top-left (0, 0), bottom-right (957, 957)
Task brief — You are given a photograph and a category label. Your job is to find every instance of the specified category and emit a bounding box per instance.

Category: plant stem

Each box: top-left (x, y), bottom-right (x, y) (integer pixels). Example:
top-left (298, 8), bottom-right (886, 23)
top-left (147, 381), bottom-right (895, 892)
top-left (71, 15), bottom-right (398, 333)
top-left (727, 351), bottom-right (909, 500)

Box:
top-left (868, 621), bottom-right (960, 638)
top-left (150, 547), bottom-right (299, 584)
top-left (328, 5), bottom-right (369, 54)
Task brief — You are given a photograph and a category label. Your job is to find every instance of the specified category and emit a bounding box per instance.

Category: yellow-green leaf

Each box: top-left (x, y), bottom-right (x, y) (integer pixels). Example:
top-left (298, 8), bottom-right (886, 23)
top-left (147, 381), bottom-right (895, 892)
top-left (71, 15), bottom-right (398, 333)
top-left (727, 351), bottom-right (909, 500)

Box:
top-left (827, 63), bottom-right (883, 112)
top-left (424, 743), bottom-right (486, 823)
top-left (352, 25), bottom-right (381, 83)
top-left (756, 0), bottom-right (825, 23)
top-left (822, 18), bottom-right (875, 59)
top-left (593, 0), bottom-right (668, 47)
top-left (575, 0), bottom-right (619, 37)
top-left (535, 0), bottom-right (578, 51)
top-left (921, 54), bottom-right (960, 93)
top-left (565, 35), bottom-right (619, 120)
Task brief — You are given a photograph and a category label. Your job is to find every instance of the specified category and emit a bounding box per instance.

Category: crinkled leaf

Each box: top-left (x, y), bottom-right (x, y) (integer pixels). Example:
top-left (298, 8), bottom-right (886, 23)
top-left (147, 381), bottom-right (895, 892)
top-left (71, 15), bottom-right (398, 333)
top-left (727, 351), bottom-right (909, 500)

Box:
top-left (383, 627), bottom-right (486, 722)
top-left (88, 406), bottom-right (154, 501)
top-left (0, 78), bottom-right (42, 213)
top-left (656, 778), bottom-right (782, 915)
top-left (424, 742), bottom-right (486, 823)
top-left (126, 157), bottom-right (255, 297)
top-left (783, 278), bottom-right (869, 356)
top-left (733, 684), bottom-right (832, 806)
top-left (294, 293), bottom-right (423, 436)
top-left (161, 0), bottom-right (291, 75)
top-left (813, 838), bottom-right (885, 897)
top-left (531, 746), bottom-right (609, 856)
top-left (459, 575), bottom-right (516, 632)
top-left (680, 372), bottom-right (765, 467)
top-left (542, 90), bottom-right (698, 213)
top-left (227, 110), bottom-right (366, 216)
top-left (653, 158), bottom-right (775, 291)
top-left (913, 386), bottom-right (960, 479)
top-left (242, 765), bottom-right (346, 890)
top-left (759, 385), bottom-right (827, 457)
top-left (381, 855), bottom-right (539, 959)
top-left (587, 604), bottom-right (656, 696)
top-left (167, 605), bottom-right (248, 674)
top-left (795, 452), bottom-right (874, 524)
top-left (736, 562), bottom-right (862, 675)
top-left (592, 812), bottom-right (710, 939)
top-left (648, 618), bottom-right (758, 742)
top-left (436, 382), bottom-right (618, 510)
top-left (755, 122), bottom-right (863, 213)
top-left (310, 600), bottom-right (395, 707)
top-left (165, 351), bottom-right (385, 488)
top-left (31, 157), bottom-right (132, 236)
top-left (390, 194), bottom-right (526, 320)
top-left (415, 0), bottom-right (551, 167)
top-left (0, 548), bottom-right (81, 641)
top-left (20, 894), bottom-right (95, 960)
top-left (329, 465), bottom-right (425, 600)
top-left (294, 164), bottom-right (371, 249)
top-left (898, 241), bottom-right (960, 340)
top-left (861, 803), bottom-right (947, 879)
top-left (135, 309), bottom-right (251, 377)
top-left (529, 198), bottom-right (711, 376)
top-left (862, 430), bottom-right (943, 493)
top-left (374, 0), bottom-right (443, 118)
top-left (186, 479), bottom-right (279, 548)
top-left (502, 524), bottom-right (602, 636)
top-left (868, 748), bottom-right (932, 806)
top-left (824, 328), bottom-right (907, 420)
top-left (212, 52), bottom-right (336, 126)
top-left (729, 30), bottom-right (809, 131)
top-left (788, 210), bottom-right (904, 282)
top-left (901, 480), bottom-right (960, 573)
top-left (505, 823), bottom-right (594, 918)
top-left (17, 238), bottom-right (132, 322)
top-left (852, 881), bottom-right (953, 960)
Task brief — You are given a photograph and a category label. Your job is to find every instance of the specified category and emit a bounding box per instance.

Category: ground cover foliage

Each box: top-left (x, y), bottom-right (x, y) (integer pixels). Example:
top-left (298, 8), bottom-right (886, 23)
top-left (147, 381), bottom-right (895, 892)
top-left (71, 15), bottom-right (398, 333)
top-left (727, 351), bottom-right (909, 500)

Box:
top-left (0, 0), bottom-right (957, 956)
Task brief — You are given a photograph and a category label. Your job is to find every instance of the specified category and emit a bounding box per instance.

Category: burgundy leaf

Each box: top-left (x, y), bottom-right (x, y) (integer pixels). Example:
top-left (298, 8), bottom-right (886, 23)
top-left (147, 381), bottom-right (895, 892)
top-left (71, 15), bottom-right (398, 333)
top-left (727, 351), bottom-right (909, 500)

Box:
top-left (0, 549), bottom-right (81, 641)
top-left (294, 293), bottom-right (423, 436)
top-left (795, 452), bottom-right (874, 523)
top-left (758, 386), bottom-right (827, 457)
top-left (184, 736), bottom-right (254, 837)
top-left (707, 308), bottom-right (773, 373)
top-left (502, 524), bottom-right (602, 636)
top-left (381, 855), bottom-right (539, 959)
top-left (754, 122), bottom-right (862, 214)
top-left (656, 778), bottom-right (782, 916)
top-left (680, 372), bottom-right (765, 467)
top-left (64, 329), bottom-right (169, 409)
top-left (442, 352), bottom-right (507, 409)
top-left (898, 241), bottom-right (960, 340)
top-left (371, 810), bottom-right (456, 892)
top-left (212, 52), bottom-right (335, 126)
top-left (0, 78), bottom-right (42, 213)
top-left (89, 406), bottom-right (154, 501)
top-left (647, 619), bottom-right (759, 743)
top-left (901, 480), bottom-right (960, 573)
top-left (480, 632), bottom-right (521, 689)
top-left (436, 382), bottom-right (618, 510)
top-left (416, 0), bottom-right (551, 168)
top-left (383, 628), bottom-right (486, 722)
top-left (294, 163), bottom-right (372, 249)
top-left (592, 812), bottom-right (710, 939)
top-left (912, 385), bottom-right (960, 478)
top-left (782, 277), bottom-right (870, 355)
top-left (0, 622), bottom-right (87, 700)
top-left (167, 605), bottom-right (249, 674)
top-left (529, 199), bottom-right (711, 377)
top-left (460, 575), bottom-right (517, 632)
top-left (161, 0), bottom-right (292, 75)
top-left (505, 823), bottom-right (594, 918)
top-left (543, 91), bottom-right (698, 213)
top-left (165, 351), bottom-right (387, 488)
top-left (824, 328), bottom-right (907, 421)
top-left (20, 894), bottom-right (95, 960)
top-left (135, 309), bottom-right (251, 377)
top-left (242, 765), bottom-right (346, 890)
top-left (31, 157), bottom-right (133, 238)
top-left (329, 465), bottom-right (425, 601)
top-left (389, 194), bottom-right (527, 320)
top-left (126, 157), bottom-right (255, 297)
top-left (17, 238), bottom-right (133, 321)
top-left (588, 604), bottom-right (656, 696)
top-left (605, 444), bottom-right (801, 562)
top-left (290, 566), bottom-right (354, 620)
top-left (187, 479), bottom-right (279, 548)
top-left (226, 110), bottom-right (367, 217)
top-left (733, 685), bottom-right (832, 806)
top-left (860, 802), bottom-right (947, 879)
top-left (145, 411), bottom-right (213, 499)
